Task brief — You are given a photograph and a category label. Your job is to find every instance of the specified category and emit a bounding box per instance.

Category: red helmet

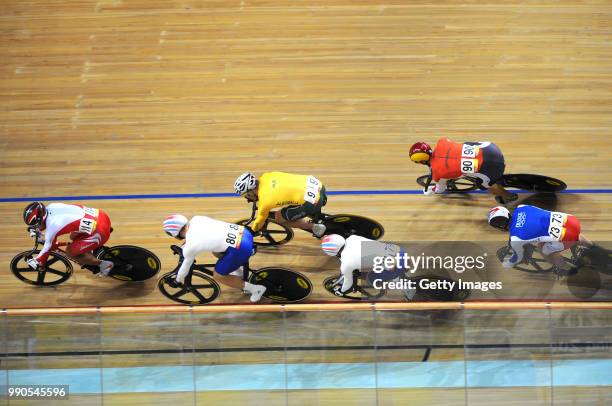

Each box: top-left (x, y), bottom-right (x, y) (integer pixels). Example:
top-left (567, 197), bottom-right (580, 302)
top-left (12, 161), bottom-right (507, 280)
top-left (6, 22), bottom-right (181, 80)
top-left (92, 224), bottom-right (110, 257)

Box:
top-left (23, 202), bottom-right (47, 227)
top-left (409, 142), bottom-right (432, 164)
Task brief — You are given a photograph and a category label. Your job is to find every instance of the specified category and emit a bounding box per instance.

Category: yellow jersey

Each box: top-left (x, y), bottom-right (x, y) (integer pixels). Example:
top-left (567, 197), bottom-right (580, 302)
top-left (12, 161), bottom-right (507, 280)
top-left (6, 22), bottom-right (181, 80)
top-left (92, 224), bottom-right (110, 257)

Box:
top-left (252, 172), bottom-right (323, 231)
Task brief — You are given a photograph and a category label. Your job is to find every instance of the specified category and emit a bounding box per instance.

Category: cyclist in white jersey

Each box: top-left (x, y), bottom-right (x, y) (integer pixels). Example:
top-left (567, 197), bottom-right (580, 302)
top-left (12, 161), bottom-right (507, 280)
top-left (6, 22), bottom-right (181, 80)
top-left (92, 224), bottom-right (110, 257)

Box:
top-left (163, 214), bottom-right (266, 302)
top-left (321, 234), bottom-right (411, 296)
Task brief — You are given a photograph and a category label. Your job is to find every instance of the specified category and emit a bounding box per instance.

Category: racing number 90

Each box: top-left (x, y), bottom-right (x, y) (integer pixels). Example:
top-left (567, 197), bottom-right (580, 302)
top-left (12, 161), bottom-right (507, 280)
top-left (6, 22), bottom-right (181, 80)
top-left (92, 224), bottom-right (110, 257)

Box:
top-left (462, 160), bottom-right (474, 173)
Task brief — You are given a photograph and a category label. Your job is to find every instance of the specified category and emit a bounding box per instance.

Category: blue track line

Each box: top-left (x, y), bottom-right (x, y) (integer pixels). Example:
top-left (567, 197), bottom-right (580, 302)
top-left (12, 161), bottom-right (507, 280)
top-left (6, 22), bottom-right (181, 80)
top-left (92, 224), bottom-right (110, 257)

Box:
top-left (0, 189), bottom-right (611, 203)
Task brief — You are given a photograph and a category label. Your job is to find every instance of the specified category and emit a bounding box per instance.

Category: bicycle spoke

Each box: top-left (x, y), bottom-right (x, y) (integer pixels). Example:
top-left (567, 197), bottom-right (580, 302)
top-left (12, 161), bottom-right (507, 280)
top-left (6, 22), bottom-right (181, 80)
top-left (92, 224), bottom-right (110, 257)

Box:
top-left (170, 288), bottom-right (190, 299)
top-left (46, 256), bottom-right (61, 267)
top-left (15, 267), bottom-right (36, 273)
top-left (263, 233), bottom-right (277, 244)
top-left (191, 283), bottom-right (215, 289)
top-left (191, 288), bottom-right (210, 302)
top-left (46, 268), bottom-right (68, 277)
top-left (531, 259), bottom-right (550, 272)
top-left (36, 271), bottom-right (46, 284)
top-left (267, 229), bottom-right (288, 234)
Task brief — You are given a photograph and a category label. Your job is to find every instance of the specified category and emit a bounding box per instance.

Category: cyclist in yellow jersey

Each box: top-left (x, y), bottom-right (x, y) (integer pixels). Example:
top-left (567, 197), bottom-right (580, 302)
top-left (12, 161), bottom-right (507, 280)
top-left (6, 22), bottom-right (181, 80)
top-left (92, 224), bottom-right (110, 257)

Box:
top-left (234, 172), bottom-right (328, 237)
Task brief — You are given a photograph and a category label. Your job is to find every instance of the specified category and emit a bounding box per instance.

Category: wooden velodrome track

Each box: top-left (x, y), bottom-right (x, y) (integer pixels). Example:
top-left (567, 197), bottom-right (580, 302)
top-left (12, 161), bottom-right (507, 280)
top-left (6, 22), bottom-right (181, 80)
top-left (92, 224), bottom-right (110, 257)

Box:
top-left (0, 1), bottom-right (611, 404)
top-left (1, 0), bottom-right (611, 308)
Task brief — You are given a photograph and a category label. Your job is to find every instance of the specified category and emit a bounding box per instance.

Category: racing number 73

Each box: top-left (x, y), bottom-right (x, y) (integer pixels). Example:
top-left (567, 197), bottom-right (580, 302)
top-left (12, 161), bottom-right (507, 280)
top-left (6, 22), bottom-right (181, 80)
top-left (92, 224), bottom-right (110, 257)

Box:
top-left (548, 212), bottom-right (565, 240)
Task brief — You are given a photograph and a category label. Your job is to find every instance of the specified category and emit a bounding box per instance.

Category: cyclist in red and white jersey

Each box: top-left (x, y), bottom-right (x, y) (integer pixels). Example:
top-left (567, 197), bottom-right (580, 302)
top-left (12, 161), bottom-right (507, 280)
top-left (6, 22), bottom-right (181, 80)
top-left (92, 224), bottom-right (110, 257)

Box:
top-left (23, 202), bottom-right (115, 276)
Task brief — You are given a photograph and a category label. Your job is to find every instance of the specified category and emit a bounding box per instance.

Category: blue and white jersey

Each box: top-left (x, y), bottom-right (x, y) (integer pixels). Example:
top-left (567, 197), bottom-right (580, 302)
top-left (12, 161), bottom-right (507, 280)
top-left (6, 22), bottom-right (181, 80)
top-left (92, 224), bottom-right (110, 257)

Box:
top-left (506, 205), bottom-right (570, 265)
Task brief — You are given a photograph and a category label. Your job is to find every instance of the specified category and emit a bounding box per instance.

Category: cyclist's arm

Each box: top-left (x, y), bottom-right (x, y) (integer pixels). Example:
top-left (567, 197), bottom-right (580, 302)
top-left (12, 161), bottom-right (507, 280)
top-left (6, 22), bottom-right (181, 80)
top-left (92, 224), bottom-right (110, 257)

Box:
top-left (339, 261), bottom-right (358, 293)
top-left (505, 238), bottom-right (527, 267)
top-left (35, 228), bottom-right (59, 265)
top-left (176, 246), bottom-right (197, 284)
top-left (251, 201), bottom-right (272, 232)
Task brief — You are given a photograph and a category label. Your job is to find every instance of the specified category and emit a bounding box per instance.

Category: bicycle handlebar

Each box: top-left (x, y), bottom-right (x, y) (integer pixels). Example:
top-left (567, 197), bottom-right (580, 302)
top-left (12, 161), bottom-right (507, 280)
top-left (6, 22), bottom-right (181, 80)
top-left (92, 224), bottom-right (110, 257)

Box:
top-left (25, 227), bottom-right (69, 257)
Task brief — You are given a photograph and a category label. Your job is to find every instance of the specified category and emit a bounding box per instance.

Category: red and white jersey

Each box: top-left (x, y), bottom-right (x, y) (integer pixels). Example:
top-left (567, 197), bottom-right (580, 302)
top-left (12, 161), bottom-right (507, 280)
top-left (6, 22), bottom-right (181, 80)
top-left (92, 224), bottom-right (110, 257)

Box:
top-left (36, 203), bottom-right (103, 264)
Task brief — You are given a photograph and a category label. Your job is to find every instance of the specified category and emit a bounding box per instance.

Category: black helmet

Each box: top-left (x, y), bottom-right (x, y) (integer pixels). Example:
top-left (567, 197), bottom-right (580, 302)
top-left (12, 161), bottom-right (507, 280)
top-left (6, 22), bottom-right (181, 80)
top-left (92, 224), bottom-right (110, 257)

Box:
top-left (23, 202), bottom-right (47, 227)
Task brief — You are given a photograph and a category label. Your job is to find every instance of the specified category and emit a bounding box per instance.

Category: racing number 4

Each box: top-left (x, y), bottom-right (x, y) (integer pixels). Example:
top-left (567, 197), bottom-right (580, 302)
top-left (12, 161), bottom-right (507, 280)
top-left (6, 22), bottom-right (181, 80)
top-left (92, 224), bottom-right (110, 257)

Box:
top-left (78, 218), bottom-right (96, 234)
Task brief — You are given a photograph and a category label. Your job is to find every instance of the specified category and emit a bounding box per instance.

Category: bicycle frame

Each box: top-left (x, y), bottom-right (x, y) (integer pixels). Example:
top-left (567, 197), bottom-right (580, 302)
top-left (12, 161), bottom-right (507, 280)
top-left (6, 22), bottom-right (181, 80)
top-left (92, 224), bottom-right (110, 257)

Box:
top-left (25, 227), bottom-right (109, 271)
top-left (168, 244), bottom-right (252, 287)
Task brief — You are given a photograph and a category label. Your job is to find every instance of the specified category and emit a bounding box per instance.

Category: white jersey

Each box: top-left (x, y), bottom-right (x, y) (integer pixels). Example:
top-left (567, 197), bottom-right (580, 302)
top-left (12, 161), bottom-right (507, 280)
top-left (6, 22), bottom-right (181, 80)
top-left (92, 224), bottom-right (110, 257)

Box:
top-left (176, 216), bottom-right (246, 283)
top-left (338, 235), bottom-right (401, 292)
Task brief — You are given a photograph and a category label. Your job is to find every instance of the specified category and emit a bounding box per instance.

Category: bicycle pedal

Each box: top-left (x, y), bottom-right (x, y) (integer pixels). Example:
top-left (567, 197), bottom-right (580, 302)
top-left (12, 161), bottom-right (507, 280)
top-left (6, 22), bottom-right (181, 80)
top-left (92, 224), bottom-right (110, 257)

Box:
top-left (83, 264), bottom-right (99, 274)
top-left (167, 278), bottom-right (183, 289)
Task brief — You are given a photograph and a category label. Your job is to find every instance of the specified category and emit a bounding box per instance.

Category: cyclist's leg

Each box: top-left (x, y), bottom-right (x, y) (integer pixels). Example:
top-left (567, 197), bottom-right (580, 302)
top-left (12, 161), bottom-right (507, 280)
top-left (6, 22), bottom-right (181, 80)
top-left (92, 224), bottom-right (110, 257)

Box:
top-left (541, 242), bottom-right (573, 271)
top-left (579, 234), bottom-right (593, 247)
top-left (480, 143), bottom-right (515, 201)
top-left (274, 206), bottom-right (314, 231)
top-left (66, 212), bottom-right (111, 266)
top-left (214, 230), bottom-right (256, 290)
top-left (366, 249), bottom-right (407, 285)
top-left (276, 187), bottom-right (328, 232)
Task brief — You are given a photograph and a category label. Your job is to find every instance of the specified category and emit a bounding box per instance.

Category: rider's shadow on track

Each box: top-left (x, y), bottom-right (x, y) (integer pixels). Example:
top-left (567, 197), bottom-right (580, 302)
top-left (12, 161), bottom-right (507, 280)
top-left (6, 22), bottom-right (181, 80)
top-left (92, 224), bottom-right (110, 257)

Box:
top-left (55, 278), bottom-right (158, 306)
top-left (519, 193), bottom-right (559, 211)
top-left (435, 193), bottom-right (480, 207)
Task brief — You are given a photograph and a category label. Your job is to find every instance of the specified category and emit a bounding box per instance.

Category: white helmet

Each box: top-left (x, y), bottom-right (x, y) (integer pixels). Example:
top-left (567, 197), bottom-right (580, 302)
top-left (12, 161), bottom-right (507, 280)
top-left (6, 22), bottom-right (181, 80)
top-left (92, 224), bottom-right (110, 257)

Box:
top-left (234, 172), bottom-right (257, 195)
top-left (163, 214), bottom-right (189, 238)
top-left (321, 234), bottom-right (346, 256)
top-left (487, 206), bottom-right (511, 230)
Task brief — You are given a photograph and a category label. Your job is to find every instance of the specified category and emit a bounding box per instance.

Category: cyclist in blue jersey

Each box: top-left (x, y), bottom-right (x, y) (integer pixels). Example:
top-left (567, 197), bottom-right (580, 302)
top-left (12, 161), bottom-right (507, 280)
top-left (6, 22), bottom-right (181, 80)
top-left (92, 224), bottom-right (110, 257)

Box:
top-left (487, 205), bottom-right (592, 273)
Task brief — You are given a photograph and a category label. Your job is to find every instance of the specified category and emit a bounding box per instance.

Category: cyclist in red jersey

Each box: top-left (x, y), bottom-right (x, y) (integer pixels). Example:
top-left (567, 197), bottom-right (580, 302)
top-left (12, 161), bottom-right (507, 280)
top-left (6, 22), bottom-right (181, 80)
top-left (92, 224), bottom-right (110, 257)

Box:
top-left (23, 202), bottom-right (116, 276)
top-left (409, 138), bottom-right (518, 204)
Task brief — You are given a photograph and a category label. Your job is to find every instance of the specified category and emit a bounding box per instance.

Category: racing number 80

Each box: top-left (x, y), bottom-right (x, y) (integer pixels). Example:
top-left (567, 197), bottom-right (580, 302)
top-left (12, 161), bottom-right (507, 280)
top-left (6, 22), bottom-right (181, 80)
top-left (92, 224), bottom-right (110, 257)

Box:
top-left (226, 224), bottom-right (241, 245)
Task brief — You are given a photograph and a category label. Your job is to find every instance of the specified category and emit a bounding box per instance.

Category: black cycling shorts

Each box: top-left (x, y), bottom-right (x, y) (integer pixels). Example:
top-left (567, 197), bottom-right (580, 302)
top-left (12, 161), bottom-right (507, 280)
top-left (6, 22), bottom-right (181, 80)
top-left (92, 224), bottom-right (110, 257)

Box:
top-left (281, 187), bottom-right (328, 221)
top-left (467, 142), bottom-right (505, 188)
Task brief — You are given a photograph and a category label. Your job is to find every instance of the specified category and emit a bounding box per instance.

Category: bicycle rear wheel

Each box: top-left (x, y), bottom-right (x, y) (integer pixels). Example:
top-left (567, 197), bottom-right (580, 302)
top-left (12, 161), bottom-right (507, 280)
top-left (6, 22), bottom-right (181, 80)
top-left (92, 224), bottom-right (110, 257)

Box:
top-left (323, 214), bottom-right (384, 240)
top-left (97, 245), bottom-right (161, 281)
top-left (501, 174), bottom-right (567, 192)
top-left (249, 267), bottom-right (312, 302)
top-left (571, 245), bottom-right (612, 275)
